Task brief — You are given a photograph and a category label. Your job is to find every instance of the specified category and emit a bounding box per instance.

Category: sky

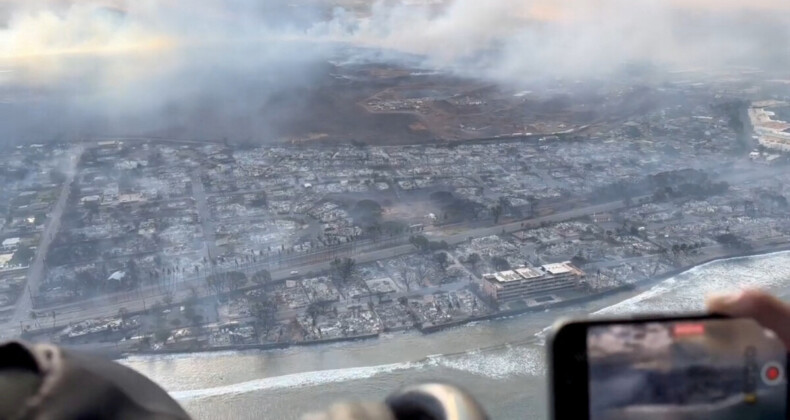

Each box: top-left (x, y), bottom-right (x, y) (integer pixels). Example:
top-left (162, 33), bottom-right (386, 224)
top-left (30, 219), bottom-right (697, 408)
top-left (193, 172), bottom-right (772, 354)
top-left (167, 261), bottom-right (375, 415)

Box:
top-left (0, 0), bottom-right (788, 142)
top-left (2, 0), bottom-right (789, 60)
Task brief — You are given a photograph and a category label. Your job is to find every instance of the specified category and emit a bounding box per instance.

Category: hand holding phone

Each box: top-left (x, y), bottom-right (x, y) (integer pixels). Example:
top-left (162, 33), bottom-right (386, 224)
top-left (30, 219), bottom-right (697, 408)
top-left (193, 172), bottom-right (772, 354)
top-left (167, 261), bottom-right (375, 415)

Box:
top-left (707, 289), bottom-right (790, 350)
top-left (549, 314), bottom-right (787, 419)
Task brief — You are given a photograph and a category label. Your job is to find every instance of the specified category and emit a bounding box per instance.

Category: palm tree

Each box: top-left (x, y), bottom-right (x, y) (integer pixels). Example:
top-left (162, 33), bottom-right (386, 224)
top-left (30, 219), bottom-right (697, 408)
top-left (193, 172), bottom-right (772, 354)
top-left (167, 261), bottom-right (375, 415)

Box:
top-left (491, 204), bottom-right (503, 224)
top-left (526, 195), bottom-right (538, 216)
top-left (117, 307), bottom-right (129, 326)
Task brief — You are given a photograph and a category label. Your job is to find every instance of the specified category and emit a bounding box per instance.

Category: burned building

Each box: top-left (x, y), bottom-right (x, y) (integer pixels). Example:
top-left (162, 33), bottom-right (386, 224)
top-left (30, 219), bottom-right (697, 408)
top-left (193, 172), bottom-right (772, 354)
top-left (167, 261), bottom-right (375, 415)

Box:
top-left (482, 262), bottom-right (585, 303)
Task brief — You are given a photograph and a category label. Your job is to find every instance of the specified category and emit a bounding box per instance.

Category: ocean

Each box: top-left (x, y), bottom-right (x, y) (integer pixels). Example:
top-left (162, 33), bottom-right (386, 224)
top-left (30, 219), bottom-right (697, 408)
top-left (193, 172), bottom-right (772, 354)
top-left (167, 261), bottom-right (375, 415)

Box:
top-left (122, 250), bottom-right (790, 419)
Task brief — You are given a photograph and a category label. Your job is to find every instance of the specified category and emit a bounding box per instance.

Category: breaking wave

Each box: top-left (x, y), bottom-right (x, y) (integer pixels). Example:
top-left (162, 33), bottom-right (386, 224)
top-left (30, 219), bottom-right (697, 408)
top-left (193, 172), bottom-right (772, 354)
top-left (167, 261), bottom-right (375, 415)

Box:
top-left (171, 361), bottom-right (421, 401)
top-left (532, 251), bottom-right (790, 353)
top-left (595, 250), bottom-right (790, 315)
top-left (429, 344), bottom-right (544, 379)
top-left (171, 343), bottom-right (545, 401)
top-left (123, 350), bottom-right (254, 363)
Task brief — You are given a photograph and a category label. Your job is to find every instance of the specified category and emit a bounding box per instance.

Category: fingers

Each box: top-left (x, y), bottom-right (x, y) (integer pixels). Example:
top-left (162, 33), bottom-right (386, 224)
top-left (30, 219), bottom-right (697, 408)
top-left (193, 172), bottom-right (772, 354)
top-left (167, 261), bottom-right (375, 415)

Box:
top-left (707, 289), bottom-right (790, 349)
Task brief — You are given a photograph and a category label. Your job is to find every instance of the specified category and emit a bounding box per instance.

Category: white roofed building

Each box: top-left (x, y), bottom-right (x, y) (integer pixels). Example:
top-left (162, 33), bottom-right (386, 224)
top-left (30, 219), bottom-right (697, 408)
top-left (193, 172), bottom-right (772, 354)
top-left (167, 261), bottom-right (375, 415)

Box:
top-left (107, 271), bottom-right (126, 282)
top-left (2, 237), bottom-right (20, 250)
top-left (482, 261), bottom-right (584, 303)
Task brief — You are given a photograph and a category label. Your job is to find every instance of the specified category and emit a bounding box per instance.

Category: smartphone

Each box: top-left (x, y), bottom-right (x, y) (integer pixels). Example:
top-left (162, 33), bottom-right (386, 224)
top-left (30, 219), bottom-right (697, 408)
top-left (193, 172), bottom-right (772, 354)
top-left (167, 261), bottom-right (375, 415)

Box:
top-left (548, 314), bottom-right (788, 420)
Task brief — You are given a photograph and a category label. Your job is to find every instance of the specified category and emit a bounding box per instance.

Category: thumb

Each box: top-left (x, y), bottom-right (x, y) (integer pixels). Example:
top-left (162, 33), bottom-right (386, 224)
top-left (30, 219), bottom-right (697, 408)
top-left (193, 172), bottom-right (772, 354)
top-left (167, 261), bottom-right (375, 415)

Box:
top-left (707, 289), bottom-right (790, 349)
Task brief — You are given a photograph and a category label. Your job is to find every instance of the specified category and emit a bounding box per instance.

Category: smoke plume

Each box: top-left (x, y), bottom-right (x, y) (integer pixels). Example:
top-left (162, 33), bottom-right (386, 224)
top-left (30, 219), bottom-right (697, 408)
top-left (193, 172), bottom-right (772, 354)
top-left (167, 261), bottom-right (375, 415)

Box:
top-left (0, 0), bottom-right (788, 143)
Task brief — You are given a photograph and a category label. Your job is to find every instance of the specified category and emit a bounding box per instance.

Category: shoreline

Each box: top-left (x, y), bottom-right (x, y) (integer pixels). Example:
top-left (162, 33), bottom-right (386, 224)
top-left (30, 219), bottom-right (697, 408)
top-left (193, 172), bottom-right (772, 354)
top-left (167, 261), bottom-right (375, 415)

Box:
top-left (108, 242), bottom-right (790, 361)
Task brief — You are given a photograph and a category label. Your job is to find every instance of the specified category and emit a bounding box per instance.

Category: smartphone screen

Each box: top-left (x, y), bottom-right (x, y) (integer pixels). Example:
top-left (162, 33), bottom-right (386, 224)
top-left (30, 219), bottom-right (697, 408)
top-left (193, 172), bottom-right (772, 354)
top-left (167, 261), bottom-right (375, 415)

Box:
top-left (586, 318), bottom-right (786, 419)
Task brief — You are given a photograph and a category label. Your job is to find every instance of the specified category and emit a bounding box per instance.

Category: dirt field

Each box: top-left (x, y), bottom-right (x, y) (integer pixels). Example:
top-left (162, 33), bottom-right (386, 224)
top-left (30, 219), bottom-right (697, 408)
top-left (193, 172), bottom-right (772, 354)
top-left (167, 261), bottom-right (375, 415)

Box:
top-left (265, 61), bottom-right (665, 146)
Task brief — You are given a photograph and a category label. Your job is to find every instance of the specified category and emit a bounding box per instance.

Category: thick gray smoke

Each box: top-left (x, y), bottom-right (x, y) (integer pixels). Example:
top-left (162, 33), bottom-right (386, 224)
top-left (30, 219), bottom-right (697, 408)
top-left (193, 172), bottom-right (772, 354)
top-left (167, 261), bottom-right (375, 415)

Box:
top-left (0, 0), bottom-right (788, 143)
top-left (315, 0), bottom-right (790, 82)
top-left (0, 1), bottom-right (332, 142)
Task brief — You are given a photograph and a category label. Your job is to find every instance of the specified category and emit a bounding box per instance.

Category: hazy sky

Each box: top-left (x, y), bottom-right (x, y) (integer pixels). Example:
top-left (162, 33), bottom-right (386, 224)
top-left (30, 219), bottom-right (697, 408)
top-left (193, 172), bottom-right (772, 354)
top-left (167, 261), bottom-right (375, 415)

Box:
top-left (2, 0), bottom-right (789, 62)
top-left (3, 0), bottom-right (789, 76)
top-left (0, 0), bottom-right (788, 142)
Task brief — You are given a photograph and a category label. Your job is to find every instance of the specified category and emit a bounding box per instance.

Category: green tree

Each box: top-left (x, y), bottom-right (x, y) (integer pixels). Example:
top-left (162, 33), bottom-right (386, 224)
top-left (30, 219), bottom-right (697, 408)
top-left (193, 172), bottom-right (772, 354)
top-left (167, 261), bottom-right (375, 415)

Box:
top-left (409, 235), bottom-right (430, 252)
top-left (162, 292), bottom-right (174, 306)
top-left (498, 196), bottom-right (510, 211)
top-left (140, 336), bottom-right (152, 349)
top-left (466, 253), bottom-right (481, 268)
top-left (250, 192), bottom-right (268, 208)
top-left (150, 301), bottom-right (163, 315)
top-left (252, 269), bottom-right (272, 285)
top-left (491, 204), bottom-right (503, 224)
top-left (306, 302), bottom-right (322, 327)
top-left (399, 267), bottom-right (414, 291)
top-left (428, 240), bottom-right (449, 251)
top-left (526, 195), bottom-right (538, 216)
top-left (434, 252), bottom-right (449, 272)
top-left (429, 191), bottom-right (454, 204)
top-left (331, 258), bottom-right (356, 283)
top-left (10, 245), bottom-right (34, 266)
top-left (491, 256), bottom-right (510, 271)
top-left (183, 303), bottom-right (196, 321)
top-left (227, 271), bottom-right (247, 292)
top-left (354, 199), bottom-right (383, 228)
top-left (252, 296), bottom-right (277, 332)
top-left (49, 169), bottom-right (67, 184)
top-left (117, 307), bottom-right (129, 325)
top-left (154, 328), bottom-right (170, 343)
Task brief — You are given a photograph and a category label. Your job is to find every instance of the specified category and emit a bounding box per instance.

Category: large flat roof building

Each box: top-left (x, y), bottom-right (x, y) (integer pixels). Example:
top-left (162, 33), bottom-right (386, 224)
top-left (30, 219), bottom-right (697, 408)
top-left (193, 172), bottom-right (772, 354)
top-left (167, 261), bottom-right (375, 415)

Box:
top-left (2, 237), bottom-right (20, 250)
top-left (749, 103), bottom-right (790, 152)
top-left (482, 261), bottom-right (584, 303)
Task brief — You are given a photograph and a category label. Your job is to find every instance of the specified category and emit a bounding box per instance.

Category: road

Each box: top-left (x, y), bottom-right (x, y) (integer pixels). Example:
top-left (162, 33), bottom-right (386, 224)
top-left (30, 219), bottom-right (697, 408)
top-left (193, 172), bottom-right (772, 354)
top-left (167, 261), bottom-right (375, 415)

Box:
top-left (191, 170), bottom-right (219, 260)
top-left (7, 196), bottom-right (647, 334)
top-left (9, 150), bottom-right (784, 336)
top-left (22, 243), bottom-right (419, 330)
top-left (428, 196), bottom-right (649, 243)
top-left (8, 145), bottom-right (82, 333)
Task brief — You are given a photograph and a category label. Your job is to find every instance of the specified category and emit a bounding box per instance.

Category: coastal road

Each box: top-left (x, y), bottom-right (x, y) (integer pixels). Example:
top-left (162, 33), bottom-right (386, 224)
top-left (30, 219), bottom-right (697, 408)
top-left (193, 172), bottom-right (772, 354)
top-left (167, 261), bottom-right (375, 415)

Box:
top-left (7, 145), bottom-right (82, 334)
top-left (191, 170), bottom-right (220, 260)
top-left (30, 233), bottom-right (790, 333)
top-left (20, 242), bottom-right (422, 330)
top-left (20, 193), bottom-right (722, 330)
top-left (10, 196), bottom-right (648, 333)
top-left (427, 196), bottom-right (650, 243)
